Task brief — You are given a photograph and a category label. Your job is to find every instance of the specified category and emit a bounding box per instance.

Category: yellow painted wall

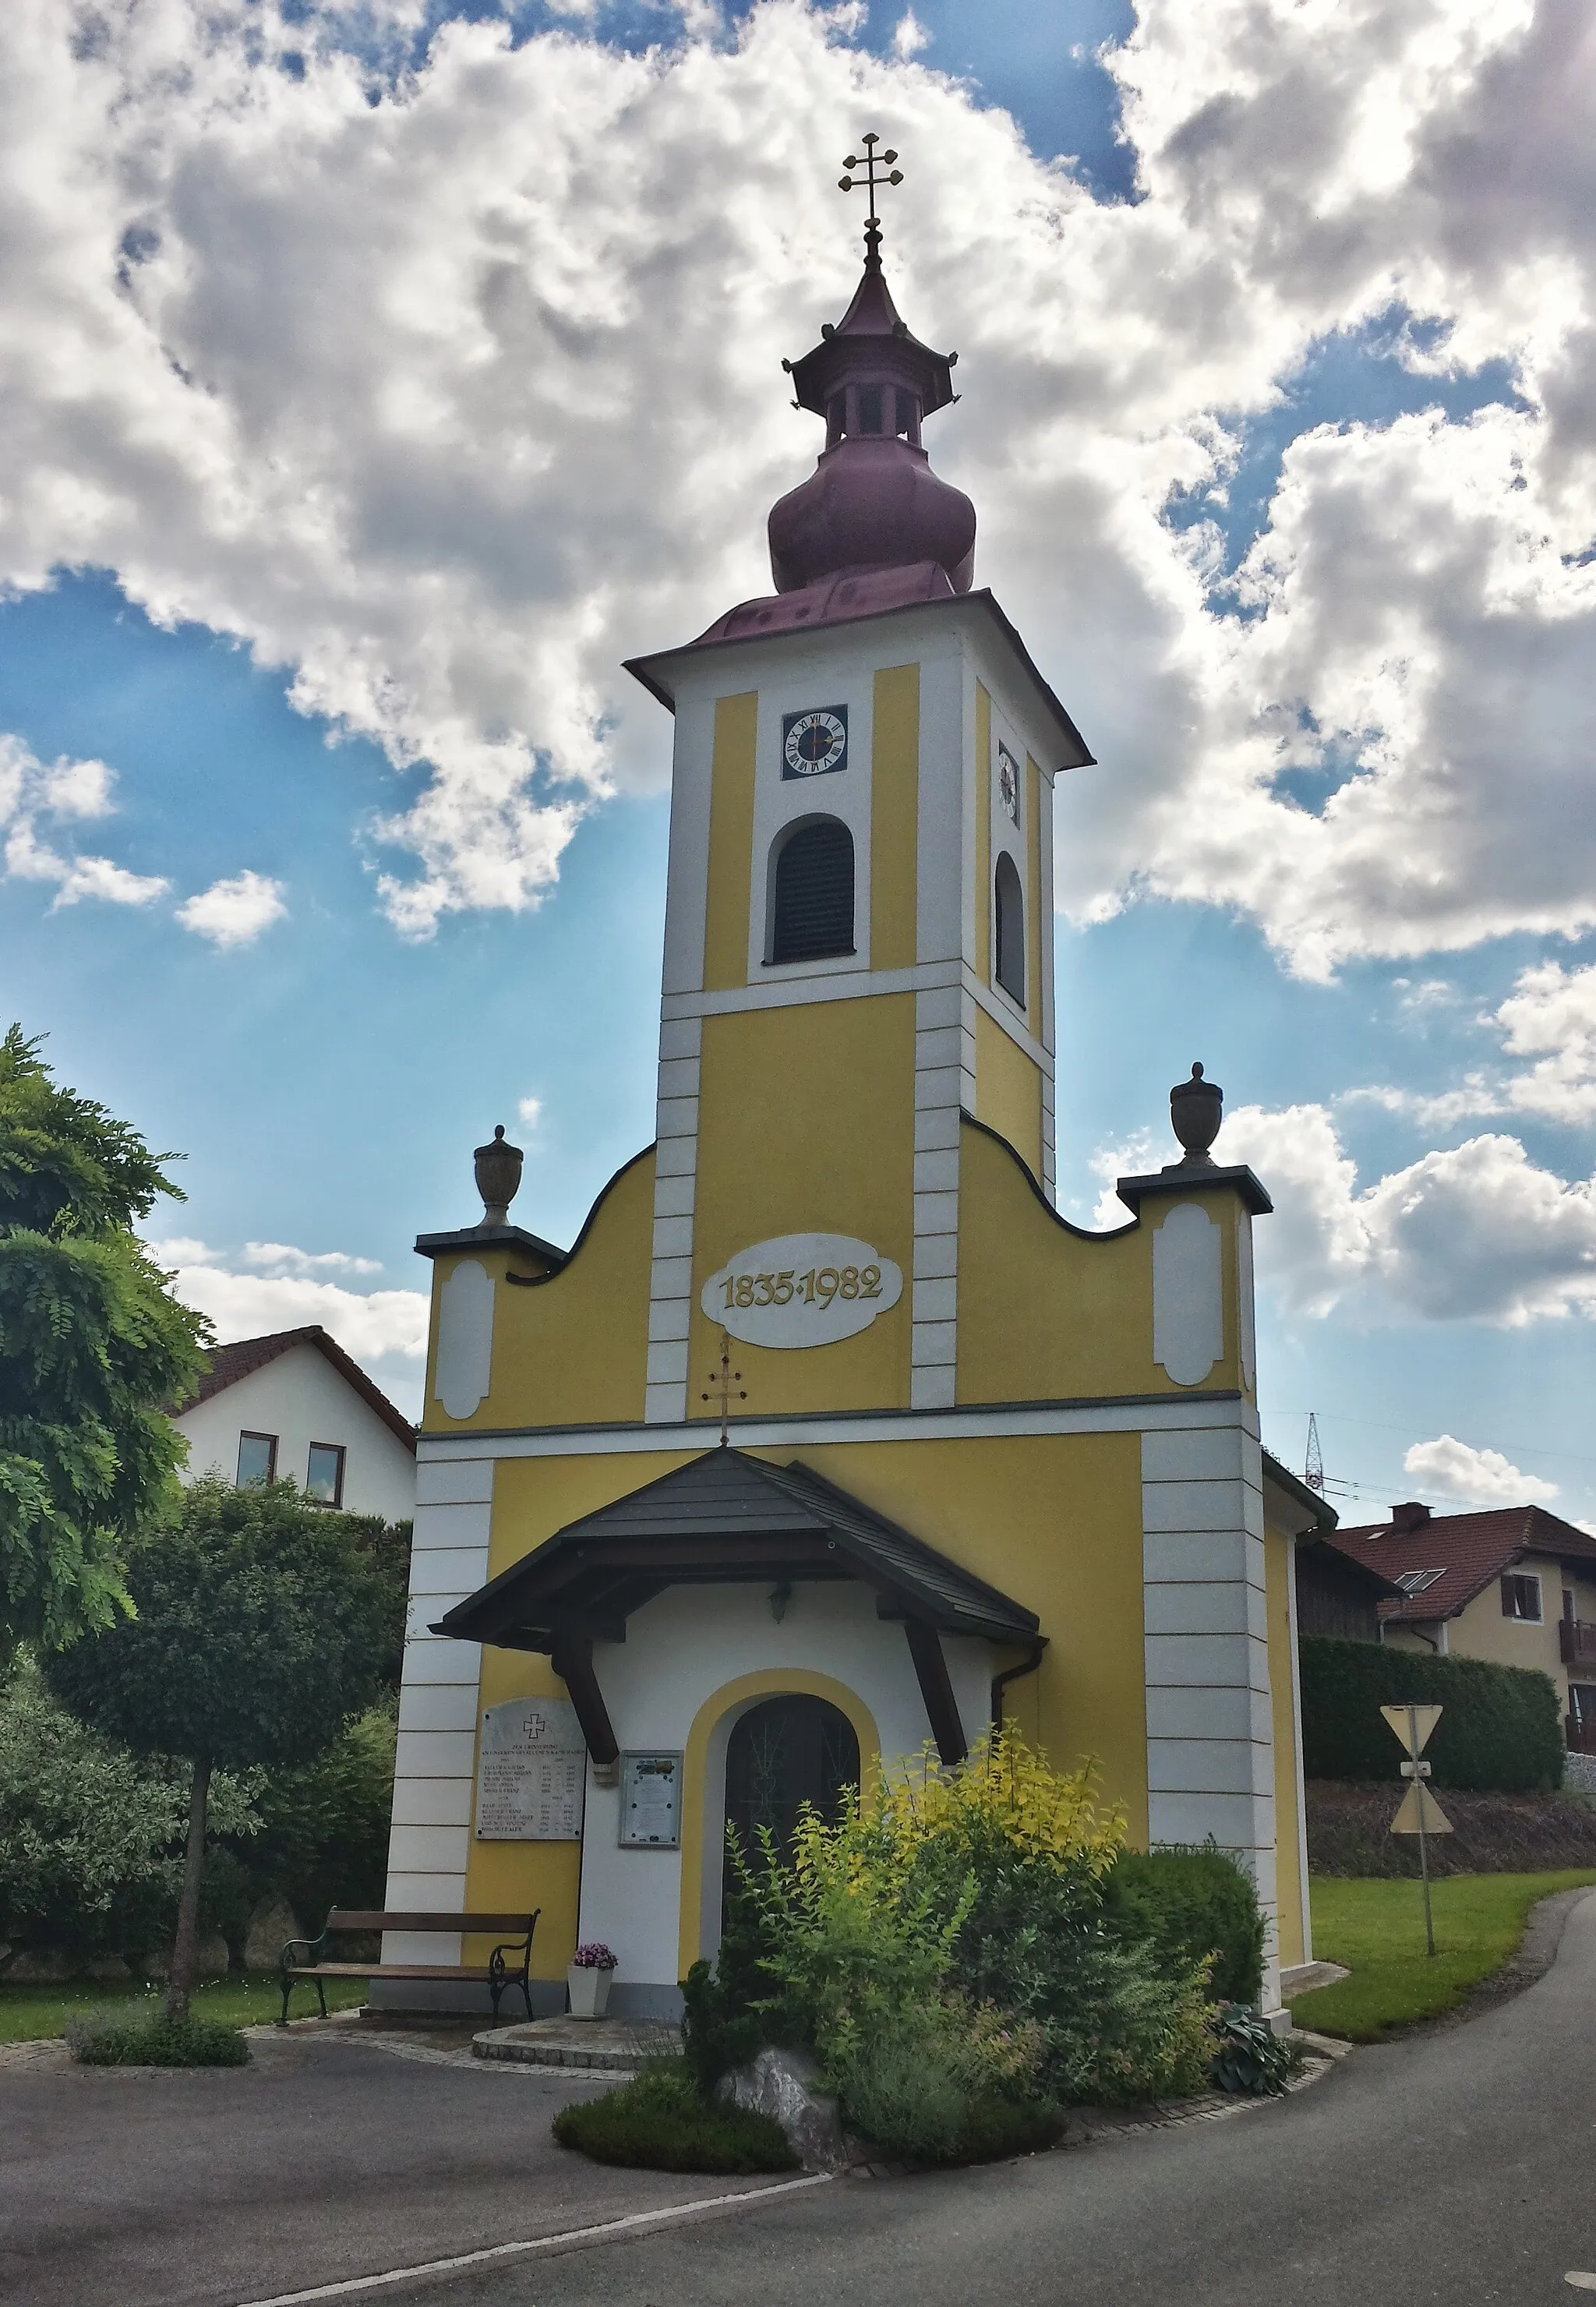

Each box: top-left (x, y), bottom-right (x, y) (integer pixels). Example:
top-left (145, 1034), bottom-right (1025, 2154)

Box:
top-left (870, 664), bottom-right (919, 972)
top-left (956, 1119), bottom-right (1245, 1405)
top-left (418, 1150), bottom-right (655, 1436)
top-left (1264, 1527), bottom-right (1305, 1970)
top-left (689, 996), bottom-right (916, 1419)
top-left (973, 1006), bottom-right (1043, 1180)
top-left (779, 1432), bottom-right (1150, 1846)
top-left (974, 681), bottom-right (991, 985)
top-left (1024, 753), bottom-right (1043, 1040)
top-left (703, 691), bottom-right (757, 991)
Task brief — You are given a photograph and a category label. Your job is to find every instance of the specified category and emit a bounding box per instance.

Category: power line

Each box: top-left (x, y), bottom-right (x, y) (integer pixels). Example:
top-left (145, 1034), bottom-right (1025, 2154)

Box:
top-left (1260, 1404), bottom-right (1596, 1477)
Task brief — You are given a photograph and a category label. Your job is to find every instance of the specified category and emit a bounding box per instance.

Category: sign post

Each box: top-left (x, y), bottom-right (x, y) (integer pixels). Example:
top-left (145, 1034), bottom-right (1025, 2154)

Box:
top-left (1382, 1703), bottom-right (1452, 1956)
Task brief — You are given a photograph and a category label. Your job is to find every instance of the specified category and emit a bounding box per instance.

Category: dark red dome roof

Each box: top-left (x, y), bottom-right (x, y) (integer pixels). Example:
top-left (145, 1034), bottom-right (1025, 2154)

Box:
top-left (767, 231), bottom-right (974, 595)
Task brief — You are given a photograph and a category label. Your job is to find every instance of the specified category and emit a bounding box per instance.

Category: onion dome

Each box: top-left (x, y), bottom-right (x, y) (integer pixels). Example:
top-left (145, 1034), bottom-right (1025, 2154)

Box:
top-left (768, 217), bottom-right (975, 596)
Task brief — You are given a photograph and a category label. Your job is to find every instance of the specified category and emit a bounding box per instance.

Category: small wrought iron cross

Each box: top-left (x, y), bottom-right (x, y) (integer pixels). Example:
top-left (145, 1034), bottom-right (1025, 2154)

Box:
top-left (701, 1330), bottom-right (747, 1447)
top-left (839, 132), bottom-right (904, 232)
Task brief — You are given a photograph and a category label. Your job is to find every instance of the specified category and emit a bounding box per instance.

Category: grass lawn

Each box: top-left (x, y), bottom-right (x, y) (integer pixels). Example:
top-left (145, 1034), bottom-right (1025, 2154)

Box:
top-left (0, 1971), bottom-right (369, 2046)
top-left (1288, 1871), bottom-right (1596, 2041)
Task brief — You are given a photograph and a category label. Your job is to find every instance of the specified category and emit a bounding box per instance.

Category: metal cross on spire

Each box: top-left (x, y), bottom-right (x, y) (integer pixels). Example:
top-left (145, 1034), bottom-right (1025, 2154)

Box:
top-left (701, 1330), bottom-right (747, 1447)
top-left (839, 132), bottom-right (904, 246)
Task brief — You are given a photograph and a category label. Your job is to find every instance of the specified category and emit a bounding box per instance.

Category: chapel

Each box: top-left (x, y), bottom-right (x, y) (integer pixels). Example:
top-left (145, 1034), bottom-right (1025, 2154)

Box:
top-left (381, 154), bottom-right (1324, 2023)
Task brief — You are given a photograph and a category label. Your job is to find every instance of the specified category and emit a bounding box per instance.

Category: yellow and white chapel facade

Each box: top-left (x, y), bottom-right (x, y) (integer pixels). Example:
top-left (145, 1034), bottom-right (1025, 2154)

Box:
top-left (381, 184), bottom-right (1320, 2023)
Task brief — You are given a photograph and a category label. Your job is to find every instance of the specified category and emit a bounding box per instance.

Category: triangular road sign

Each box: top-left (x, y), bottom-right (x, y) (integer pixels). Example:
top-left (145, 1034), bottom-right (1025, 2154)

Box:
top-left (1382, 1703), bottom-right (1443, 1757)
top-left (1391, 1782), bottom-right (1453, 1835)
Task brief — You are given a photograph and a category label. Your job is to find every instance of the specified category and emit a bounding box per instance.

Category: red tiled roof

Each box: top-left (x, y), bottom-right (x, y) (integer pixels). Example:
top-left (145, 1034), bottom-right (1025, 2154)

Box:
top-left (1322, 1504), bottom-right (1596, 1624)
top-left (176, 1327), bottom-right (415, 1451)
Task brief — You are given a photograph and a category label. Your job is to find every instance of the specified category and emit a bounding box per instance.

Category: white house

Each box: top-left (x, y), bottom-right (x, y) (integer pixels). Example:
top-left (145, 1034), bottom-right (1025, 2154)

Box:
top-left (173, 1326), bottom-right (416, 1522)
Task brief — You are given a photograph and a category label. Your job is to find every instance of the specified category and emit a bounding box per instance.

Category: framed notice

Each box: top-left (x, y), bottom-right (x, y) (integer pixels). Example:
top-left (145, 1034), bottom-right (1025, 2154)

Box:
top-left (475, 1698), bottom-right (586, 1841)
top-left (618, 1751), bottom-right (682, 1849)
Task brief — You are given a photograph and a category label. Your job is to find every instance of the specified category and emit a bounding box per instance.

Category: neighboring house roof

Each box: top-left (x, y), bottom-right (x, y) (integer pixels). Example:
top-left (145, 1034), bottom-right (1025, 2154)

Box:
top-left (174, 1326), bottom-right (417, 1452)
top-left (1320, 1503), bottom-right (1596, 1625)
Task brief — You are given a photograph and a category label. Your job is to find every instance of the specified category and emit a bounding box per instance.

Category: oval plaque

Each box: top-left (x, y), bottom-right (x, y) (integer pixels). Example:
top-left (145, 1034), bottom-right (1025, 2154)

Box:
top-left (701, 1233), bottom-right (903, 1349)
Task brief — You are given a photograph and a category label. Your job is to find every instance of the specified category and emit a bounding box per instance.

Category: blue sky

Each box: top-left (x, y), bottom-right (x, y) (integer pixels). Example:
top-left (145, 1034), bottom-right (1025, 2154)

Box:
top-left (3, 0), bottom-right (1594, 1526)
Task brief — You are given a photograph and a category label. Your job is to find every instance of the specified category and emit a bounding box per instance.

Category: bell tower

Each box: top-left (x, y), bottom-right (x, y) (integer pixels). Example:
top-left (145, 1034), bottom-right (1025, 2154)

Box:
top-left (625, 145), bottom-right (1094, 1427)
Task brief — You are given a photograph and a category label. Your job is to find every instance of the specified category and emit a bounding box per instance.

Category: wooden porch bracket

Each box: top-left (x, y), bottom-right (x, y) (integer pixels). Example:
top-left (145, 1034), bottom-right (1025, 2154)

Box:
top-left (549, 1635), bottom-right (620, 1767)
top-left (903, 1619), bottom-right (968, 1767)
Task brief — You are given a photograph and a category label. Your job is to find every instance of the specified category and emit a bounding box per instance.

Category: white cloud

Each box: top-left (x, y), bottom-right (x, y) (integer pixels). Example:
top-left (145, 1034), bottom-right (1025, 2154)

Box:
top-left (1492, 960), bottom-right (1596, 1124)
top-left (892, 12), bottom-right (929, 60)
top-left (0, 733), bottom-right (168, 907)
top-left (1403, 1433), bottom-right (1559, 1507)
top-left (242, 1240), bottom-right (383, 1277)
top-left (517, 1096), bottom-right (543, 1129)
top-left (0, 1), bottom-right (1592, 960)
top-left (1215, 1104), bottom-right (1596, 1326)
top-left (175, 870), bottom-right (288, 947)
top-left (148, 1236), bottom-right (429, 1375)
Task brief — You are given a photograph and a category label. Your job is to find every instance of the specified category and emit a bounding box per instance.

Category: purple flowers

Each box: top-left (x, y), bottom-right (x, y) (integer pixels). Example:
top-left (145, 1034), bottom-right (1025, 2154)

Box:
top-left (571, 1941), bottom-right (617, 1970)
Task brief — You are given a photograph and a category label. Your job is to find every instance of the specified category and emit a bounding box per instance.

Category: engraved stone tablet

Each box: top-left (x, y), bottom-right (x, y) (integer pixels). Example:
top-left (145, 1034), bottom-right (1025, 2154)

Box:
top-left (476, 1698), bottom-right (586, 1840)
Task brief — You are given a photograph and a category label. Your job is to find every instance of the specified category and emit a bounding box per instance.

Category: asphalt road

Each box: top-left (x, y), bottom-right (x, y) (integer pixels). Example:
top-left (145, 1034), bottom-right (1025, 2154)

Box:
top-left (7, 1892), bottom-right (1596, 2307)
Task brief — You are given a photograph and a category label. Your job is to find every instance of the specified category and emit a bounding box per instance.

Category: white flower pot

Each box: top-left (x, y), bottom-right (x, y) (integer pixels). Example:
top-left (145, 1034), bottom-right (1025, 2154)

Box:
top-left (567, 1964), bottom-right (613, 2019)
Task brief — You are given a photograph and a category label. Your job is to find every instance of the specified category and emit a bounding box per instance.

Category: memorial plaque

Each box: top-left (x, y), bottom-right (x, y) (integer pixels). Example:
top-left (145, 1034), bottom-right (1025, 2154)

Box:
top-left (619, 1751), bottom-right (682, 1848)
top-left (475, 1698), bottom-right (586, 1840)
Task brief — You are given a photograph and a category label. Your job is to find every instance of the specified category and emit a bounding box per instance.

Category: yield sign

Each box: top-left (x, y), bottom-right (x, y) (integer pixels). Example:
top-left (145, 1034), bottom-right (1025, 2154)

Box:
top-left (1391, 1782), bottom-right (1453, 1836)
top-left (1382, 1702), bottom-right (1443, 1757)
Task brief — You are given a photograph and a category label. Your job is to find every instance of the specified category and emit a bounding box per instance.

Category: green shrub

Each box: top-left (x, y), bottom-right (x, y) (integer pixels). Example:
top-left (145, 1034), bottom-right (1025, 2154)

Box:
top-left (823, 1997), bottom-right (1061, 2164)
top-left (0, 1653), bottom-right (261, 1956)
top-left (1299, 1638), bottom-right (1564, 1793)
top-left (65, 2008), bottom-right (249, 2067)
top-left (552, 2060), bottom-right (796, 2173)
top-left (717, 1731), bottom-right (1215, 2122)
top-left (1208, 2004), bottom-right (1291, 2096)
top-left (1103, 1844), bottom-right (1266, 2006)
top-left (227, 1705), bottom-right (397, 1927)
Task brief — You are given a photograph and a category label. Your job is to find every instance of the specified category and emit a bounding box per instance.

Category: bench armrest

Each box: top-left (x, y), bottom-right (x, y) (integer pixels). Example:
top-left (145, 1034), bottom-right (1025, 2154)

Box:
top-left (278, 1931), bottom-right (329, 1972)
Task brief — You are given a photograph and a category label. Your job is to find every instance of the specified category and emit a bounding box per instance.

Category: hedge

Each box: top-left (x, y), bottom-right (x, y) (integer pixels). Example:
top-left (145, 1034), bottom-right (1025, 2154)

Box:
top-left (1103, 1844), bottom-right (1266, 2005)
top-left (1298, 1637), bottom-right (1564, 1792)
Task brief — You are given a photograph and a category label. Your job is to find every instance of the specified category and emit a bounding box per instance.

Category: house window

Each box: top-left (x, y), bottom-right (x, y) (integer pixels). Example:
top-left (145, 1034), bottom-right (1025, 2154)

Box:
top-left (768, 818), bottom-right (855, 964)
top-left (1502, 1572), bottom-right (1542, 1623)
top-left (305, 1442), bottom-right (346, 1508)
top-left (236, 1432), bottom-right (277, 1486)
top-left (994, 852), bottom-right (1026, 1006)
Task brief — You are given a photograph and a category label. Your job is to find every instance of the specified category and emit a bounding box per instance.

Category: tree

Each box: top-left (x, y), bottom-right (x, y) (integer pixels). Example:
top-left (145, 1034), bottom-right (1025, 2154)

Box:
top-left (44, 1478), bottom-right (392, 2019)
top-left (0, 1026), bottom-right (210, 1653)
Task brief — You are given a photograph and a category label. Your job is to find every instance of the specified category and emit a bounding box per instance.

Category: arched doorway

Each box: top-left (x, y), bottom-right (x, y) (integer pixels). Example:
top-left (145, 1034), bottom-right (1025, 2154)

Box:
top-left (724, 1694), bottom-right (860, 1877)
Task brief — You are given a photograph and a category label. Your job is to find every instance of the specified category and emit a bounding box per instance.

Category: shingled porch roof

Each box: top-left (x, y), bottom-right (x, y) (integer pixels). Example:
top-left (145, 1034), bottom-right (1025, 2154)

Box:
top-left (431, 1448), bottom-right (1040, 1768)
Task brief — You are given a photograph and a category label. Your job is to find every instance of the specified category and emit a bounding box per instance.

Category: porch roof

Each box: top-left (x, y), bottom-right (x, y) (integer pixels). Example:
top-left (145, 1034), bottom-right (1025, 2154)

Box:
top-left (431, 1446), bottom-right (1040, 1653)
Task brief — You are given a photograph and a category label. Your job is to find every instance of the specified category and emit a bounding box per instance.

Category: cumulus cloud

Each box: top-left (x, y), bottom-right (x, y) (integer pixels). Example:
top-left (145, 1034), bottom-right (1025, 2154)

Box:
top-left (175, 871), bottom-right (288, 947)
top-left (1214, 1104), bottom-right (1596, 1325)
top-left (517, 1095), bottom-right (543, 1129)
top-left (0, 0), bottom-right (1591, 958)
top-left (1403, 1433), bottom-right (1559, 1506)
top-left (1493, 960), bottom-right (1596, 1123)
top-left (147, 1235), bottom-right (429, 1392)
top-left (242, 1240), bottom-right (383, 1276)
top-left (0, 733), bottom-right (168, 907)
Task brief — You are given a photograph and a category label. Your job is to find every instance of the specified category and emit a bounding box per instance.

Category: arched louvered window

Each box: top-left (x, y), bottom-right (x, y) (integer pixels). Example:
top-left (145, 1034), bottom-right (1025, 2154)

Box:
top-left (769, 817), bottom-right (855, 964)
top-left (994, 851), bottom-right (1026, 1006)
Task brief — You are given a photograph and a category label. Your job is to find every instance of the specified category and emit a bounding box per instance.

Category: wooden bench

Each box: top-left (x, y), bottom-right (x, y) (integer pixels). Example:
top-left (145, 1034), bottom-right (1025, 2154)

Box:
top-left (278, 1908), bottom-right (541, 2025)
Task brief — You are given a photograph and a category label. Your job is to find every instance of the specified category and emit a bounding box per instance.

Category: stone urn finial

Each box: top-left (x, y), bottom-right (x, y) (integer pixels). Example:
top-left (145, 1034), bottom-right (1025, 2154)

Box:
top-left (1169, 1062), bottom-right (1223, 1167)
top-left (473, 1125), bottom-right (523, 1228)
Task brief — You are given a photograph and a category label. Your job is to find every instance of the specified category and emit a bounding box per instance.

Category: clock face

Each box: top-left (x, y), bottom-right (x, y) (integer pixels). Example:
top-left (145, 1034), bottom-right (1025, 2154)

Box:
top-left (782, 705), bottom-right (849, 779)
top-left (997, 740), bottom-right (1021, 825)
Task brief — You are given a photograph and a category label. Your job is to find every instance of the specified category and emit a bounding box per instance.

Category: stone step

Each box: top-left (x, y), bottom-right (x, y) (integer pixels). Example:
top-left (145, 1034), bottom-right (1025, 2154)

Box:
top-left (472, 2016), bottom-right (680, 2072)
